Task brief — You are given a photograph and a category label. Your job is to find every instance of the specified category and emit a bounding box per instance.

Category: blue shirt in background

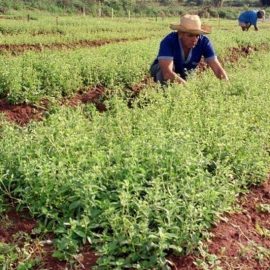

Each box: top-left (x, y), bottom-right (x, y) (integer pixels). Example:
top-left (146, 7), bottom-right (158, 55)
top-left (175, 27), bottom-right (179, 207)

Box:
top-left (238, 10), bottom-right (258, 25)
top-left (153, 32), bottom-right (216, 78)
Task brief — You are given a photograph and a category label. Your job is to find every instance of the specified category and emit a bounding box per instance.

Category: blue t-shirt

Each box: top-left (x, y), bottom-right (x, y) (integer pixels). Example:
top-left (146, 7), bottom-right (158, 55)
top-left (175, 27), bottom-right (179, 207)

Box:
top-left (238, 10), bottom-right (258, 25)
top-left (153, 32), bottom-right (216, 78)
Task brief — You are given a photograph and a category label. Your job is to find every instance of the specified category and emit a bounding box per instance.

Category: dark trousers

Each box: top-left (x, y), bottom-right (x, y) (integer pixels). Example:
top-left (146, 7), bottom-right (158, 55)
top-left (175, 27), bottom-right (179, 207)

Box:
top-left (150, 61), bottom-right (188, 84)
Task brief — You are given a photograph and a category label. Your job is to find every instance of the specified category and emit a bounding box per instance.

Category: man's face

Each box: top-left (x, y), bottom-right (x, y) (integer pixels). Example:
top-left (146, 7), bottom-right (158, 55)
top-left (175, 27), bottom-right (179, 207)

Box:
top-left (258, 12), bottom-right (264, 19)
top-left (180, 32), bottom-right (200, 49)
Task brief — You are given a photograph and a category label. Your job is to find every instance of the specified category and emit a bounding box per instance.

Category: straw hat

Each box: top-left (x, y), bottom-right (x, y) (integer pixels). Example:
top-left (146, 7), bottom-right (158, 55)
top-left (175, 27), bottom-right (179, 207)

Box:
top-left (170, 14), bottom-right (211, 34)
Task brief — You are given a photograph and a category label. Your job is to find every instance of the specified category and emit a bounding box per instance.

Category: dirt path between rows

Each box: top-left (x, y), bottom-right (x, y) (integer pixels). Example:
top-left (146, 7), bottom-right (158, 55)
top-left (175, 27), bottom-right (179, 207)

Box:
top-left (170, 177), bottom-right (270, 270)
top-left (0, 37), bottom-right (145, 55)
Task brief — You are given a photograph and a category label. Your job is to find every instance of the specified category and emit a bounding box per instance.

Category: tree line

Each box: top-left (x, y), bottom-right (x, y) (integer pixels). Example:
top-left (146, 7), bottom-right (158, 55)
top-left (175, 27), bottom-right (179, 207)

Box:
top-left (0, 0), bottom-right (265, 16)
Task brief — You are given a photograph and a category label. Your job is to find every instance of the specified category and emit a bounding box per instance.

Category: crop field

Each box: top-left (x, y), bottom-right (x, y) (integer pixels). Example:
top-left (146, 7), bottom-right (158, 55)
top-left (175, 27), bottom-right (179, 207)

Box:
top-left (0, 13), bottom-right (270, 270)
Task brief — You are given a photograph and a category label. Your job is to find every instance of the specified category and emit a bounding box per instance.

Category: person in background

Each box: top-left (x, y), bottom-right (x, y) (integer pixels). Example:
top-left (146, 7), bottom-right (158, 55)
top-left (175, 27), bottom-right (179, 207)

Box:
top-left (150, 14), bottom-right (228, 85)
top-left (238, 9), bottom-right (265, 31)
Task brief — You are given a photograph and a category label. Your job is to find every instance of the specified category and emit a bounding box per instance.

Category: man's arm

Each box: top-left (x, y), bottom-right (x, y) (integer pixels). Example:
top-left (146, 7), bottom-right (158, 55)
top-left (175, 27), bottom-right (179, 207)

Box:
top-left (159, 59), bottom-right (186, 84)
top-left (207, 58), bottom-right (228, 80)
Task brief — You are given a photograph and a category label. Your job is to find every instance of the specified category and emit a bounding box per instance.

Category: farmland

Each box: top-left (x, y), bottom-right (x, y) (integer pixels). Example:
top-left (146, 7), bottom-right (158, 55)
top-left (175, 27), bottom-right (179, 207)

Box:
top-left (0, 13), bottom-right (270, 270)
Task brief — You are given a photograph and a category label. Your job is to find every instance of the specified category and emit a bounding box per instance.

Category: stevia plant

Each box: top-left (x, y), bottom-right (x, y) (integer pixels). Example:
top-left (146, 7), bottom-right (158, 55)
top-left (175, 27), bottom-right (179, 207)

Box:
top-left (0, 24), bottom-right (270, 270)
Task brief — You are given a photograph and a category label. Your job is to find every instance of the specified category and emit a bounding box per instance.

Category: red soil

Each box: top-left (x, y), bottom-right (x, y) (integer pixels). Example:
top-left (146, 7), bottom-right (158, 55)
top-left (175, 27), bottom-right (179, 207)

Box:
top-left (170, 177), bottom-right (270, 270)
top-left (0, 37), bottom-right (144, 55)
top-left (0, 99), bottom-right (45, 125)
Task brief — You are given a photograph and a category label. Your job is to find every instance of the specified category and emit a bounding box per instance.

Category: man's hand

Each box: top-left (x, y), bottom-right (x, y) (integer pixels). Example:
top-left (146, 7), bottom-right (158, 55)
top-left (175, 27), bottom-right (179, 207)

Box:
top-left (159, 59), bottom-right (187, 85)
top-left (207, 58), bottom-right (228, 81)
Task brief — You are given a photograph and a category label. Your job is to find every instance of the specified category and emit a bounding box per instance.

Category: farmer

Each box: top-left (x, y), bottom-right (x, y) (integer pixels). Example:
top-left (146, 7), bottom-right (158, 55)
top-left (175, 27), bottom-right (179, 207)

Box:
top-left (238, 10), bottom-right (265, 31)
top-left (150, 14), bottom-right (228, 85)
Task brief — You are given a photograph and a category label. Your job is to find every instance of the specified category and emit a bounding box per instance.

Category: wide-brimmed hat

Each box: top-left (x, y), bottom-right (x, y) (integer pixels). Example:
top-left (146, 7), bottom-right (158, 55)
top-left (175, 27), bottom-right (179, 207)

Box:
top-left (170, 14), bottom-right (211, 34)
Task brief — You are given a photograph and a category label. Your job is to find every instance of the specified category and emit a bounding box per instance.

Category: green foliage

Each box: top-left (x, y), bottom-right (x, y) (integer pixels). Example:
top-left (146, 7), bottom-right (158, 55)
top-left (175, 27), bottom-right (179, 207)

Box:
top-left (0, 239), bottom-right (40, 269)
top-left (0, 38), bottom-right (156, 103)
top-left (1, 14), bottom-right (270, 269)
top-left (0, 58), bottom-right (22, 99)
top-left (1, 49), bottom-right (270, 268)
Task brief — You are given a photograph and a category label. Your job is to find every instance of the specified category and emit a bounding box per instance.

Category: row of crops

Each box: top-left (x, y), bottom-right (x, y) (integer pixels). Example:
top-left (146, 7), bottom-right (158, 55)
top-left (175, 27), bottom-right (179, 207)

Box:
top-left (0, 15), bottom-right (169, 45)
top-left (0, 40), bottom-right (155, 104)
top-left (1, 17), bottom-right (270, 269)
top-left (0, 20), bottom-right (270, 105)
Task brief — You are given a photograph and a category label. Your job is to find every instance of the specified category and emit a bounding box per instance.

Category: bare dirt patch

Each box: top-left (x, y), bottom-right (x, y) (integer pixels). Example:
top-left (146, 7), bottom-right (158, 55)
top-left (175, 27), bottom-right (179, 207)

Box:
top-left (0, 99), bottom-right (46, 125)
top-left (64, 85), bottom-right (107, 112)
